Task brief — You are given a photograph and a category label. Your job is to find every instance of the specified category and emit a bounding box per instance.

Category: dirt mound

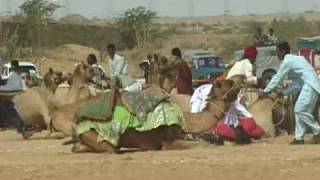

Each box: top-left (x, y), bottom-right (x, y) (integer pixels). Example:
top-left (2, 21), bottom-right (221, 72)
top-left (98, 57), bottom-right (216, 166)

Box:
top-left (38, 44), bottom-right (104, 75)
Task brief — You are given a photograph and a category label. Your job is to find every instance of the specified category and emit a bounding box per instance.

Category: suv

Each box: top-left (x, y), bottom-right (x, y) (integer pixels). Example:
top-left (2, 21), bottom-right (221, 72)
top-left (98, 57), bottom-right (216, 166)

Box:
top-left (184, 51), bottom-right (225, 81)
top-left (234, 46), bottom-right (280, 86)
top-left (1, 61), bottom-right (41, 87)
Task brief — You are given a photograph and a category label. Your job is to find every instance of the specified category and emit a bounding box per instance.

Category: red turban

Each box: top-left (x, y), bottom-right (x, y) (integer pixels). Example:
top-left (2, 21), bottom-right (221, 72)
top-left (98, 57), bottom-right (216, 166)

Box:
top-left (244, 46), bottom-right (258, 61)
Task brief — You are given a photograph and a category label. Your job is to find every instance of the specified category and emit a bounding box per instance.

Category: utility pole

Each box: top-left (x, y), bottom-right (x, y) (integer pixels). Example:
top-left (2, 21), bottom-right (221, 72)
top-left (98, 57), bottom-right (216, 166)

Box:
top-left (281, 0), bottom-right (289, 14)
top-left (224, 0), bottom-right (231, 25)
top-left (148, 0), bottom-right (156, 11)
top-left (64, 0), bottom-right (71, 16)
top-left (245, 0), bottom-right (250, 15)
top-left (5, 0), bottom-right (12, 14)
top-left (106, 0), bottom-right (113, 18)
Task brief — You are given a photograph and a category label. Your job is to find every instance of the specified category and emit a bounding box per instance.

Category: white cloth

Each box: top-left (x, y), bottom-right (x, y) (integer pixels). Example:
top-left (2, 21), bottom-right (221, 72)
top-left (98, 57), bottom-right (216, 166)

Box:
top-left (190, 84), bottom-right (213, 113)
top-left (267, 34), bottom-right (278, 45)
top-left (226, 59), bottom-right (257, 85)
top-left (109, 54), bottom-right (128, 77)
top-left (91, 63), bottom-right (106, 75)
top-left (124, 82), bottom-right (142, 93)
top-left (223, 100), bottom-right (253, 127)
top-left (315, 55), bottom-right (320, 69)
top-left (0, 72), bottom-right (25, 91)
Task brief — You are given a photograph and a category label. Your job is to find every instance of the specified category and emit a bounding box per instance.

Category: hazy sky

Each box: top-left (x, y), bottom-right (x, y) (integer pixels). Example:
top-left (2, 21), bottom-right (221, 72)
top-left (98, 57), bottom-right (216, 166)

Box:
top-left (0, 0), bottom-right (320, 18)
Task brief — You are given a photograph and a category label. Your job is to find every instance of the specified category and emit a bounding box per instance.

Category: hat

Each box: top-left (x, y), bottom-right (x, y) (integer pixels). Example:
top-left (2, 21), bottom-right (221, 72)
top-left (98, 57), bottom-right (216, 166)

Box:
top-left (244, 46), bottom-right (258, 61)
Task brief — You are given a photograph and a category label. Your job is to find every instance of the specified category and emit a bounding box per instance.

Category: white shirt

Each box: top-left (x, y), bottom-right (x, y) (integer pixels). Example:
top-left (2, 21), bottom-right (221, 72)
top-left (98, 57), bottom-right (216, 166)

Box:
top-left (267, 34), bottom-right (278, 45)
top-left (109, 54), bottom-right (128, 77)
top-left (0, 72), bottom-right (25, 91)
top-left (190, 84), bottom-right (213, 113)
top-left (227, 59), bottom-right (257, 85)
top-left (223, 100), bottom-right (253, 127)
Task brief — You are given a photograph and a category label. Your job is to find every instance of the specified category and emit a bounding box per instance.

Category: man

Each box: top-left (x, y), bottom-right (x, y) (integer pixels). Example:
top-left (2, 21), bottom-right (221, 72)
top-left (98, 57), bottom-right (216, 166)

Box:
top-left (227, 46), bottom-right (258, 88)
top-left (139, 54), bottom-right (152, 84)
top-left (112, 74), bottom-right (142, 93)
top-left (0, 60), bottom-right (25, 91)
top-left (0, 60), bottom-right (31, 139)
top-left (172, 47), bottom-right (193, 95)
top-left (107, 44), bottom-right (128, 77)
top-left (266, 28), bottom-right (279, 45)
top-left (253, 28), bottom-right (266, 46)
top-left (260, 42), bottom-right (320, 145)
top-left (86, 54), bottom-right (108, 89)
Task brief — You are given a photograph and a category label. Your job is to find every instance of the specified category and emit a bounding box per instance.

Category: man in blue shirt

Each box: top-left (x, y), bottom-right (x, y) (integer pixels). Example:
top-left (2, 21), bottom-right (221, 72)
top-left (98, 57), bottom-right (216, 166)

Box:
top-left (261, 42), bottom-right (320, 144)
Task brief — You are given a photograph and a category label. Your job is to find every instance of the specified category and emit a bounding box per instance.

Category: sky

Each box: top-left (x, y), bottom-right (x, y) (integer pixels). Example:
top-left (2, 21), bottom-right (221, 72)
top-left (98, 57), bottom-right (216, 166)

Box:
top-left (0, 0), bottom-right (320, 18)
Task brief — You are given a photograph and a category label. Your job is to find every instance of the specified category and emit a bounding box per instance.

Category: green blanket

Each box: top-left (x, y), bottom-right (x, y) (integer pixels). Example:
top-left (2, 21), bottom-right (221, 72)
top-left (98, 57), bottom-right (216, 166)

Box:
top-left (75, 102), bottom-right (185, 147)
top-left (121, 86), bottom-right (169, 119)
top-left (77, 90), bottom-right (115, 121)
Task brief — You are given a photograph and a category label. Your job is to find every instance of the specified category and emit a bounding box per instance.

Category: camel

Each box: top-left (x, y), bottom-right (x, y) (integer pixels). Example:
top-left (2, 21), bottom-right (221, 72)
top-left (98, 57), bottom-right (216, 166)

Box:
top-left (71, 79), bottom-right (238, 153)
top-left (248, 95), bottom-right (288, 137)
top-left (148, 55), bottom-right (178, 93)
top-left (13, 63), bottom-right (95, 138)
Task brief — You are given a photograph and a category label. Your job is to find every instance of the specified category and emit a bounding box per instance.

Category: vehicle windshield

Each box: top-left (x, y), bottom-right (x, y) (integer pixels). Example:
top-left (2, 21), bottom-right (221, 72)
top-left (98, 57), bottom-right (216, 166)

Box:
top-left (197, 57), bottom-right (224, 68)
top-left (10, 66), bottom-right (37, 74)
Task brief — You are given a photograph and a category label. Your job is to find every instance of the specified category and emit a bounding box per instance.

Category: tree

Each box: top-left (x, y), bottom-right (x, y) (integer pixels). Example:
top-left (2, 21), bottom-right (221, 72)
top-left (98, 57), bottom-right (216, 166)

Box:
top-left (116, 6), bottom-right (161, 49)
top-left (19, 0), bottom-right (60, 47)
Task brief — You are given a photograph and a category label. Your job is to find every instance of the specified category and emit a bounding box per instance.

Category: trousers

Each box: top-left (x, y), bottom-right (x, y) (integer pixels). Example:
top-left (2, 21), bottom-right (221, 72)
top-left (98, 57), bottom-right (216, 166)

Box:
top-left (294, 83), bottom-right (320, 140)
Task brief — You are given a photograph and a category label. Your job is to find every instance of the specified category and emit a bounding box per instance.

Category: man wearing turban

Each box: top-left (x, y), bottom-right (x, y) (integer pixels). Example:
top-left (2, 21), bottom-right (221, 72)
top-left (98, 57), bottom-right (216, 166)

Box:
top-left (227, 46), bottom-right (258, 86)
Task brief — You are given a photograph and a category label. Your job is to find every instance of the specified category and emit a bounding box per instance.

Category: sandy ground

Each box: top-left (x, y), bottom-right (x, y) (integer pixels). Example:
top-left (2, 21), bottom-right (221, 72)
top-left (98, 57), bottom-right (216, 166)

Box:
top-left (1, 130), bottom-right (320, 180)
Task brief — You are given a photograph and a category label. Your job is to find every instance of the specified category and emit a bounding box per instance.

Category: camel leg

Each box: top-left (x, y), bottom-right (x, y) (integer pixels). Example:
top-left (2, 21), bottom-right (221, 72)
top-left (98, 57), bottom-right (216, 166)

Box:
top-left (79, 130), bottom-right (117, 153)
top-left (45, 132), bottom-right (65, 139)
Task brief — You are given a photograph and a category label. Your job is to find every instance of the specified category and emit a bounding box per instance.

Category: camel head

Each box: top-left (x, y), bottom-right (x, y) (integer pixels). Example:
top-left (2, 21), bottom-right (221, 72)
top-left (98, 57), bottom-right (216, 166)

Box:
top-left (211, 79), bottom-right (238, 103)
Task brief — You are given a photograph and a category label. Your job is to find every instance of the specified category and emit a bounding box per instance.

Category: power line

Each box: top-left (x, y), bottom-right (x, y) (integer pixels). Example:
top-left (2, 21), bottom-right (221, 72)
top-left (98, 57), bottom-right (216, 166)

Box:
top-left (188, 0), bottom-right (194, 18)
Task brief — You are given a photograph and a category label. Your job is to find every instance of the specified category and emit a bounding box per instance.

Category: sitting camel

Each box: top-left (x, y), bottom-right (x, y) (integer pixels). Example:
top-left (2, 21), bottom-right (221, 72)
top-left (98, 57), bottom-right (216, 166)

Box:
top-left (70, 79), bottom-right (238, 153)
top-left (249, 95), bottom-right (288, 137)
top-left (13, 63), bottom-right (96, 139)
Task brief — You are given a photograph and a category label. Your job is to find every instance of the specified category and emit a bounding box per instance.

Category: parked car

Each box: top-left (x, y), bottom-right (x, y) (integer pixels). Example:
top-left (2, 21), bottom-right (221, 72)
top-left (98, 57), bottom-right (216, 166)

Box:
top-left (234, 46), bottom-right (281, 86)
top-left (1, 61), bottom-right (41, 87)
top-left (185, 52), bottom-right (225, 79)
top-left (183, 51), bottom-right (225, 87)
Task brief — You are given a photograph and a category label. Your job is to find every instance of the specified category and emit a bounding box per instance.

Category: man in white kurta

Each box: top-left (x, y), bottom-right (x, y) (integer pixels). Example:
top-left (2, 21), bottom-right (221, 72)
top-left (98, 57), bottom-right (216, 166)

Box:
top-left (227, 46), bottom-right (258, 85)
top-left (107, 44), bottom-right (128, 77)
top-left (262, 42), bottom-right (320, 145)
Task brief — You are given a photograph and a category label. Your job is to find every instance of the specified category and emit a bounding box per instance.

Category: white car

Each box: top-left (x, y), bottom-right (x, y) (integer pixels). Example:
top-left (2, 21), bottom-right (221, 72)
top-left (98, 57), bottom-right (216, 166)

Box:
top-left (1, 61), bottom-right (40, 80)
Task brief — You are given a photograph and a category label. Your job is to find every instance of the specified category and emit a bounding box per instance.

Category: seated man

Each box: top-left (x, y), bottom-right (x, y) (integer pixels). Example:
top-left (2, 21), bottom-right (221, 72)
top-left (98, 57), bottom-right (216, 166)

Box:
top-left (86, 54), bottom-right (109, 89)
top-left (207, 100), bottom-right (264, 144)
top-left (227, 46), bottom-right (258, 87)
top-left (0, 61), bottom-right (25, 91)
top-left (0, 60), bottom-right (31, 139)
top-left (227, 46), bottom-right (258, 107)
